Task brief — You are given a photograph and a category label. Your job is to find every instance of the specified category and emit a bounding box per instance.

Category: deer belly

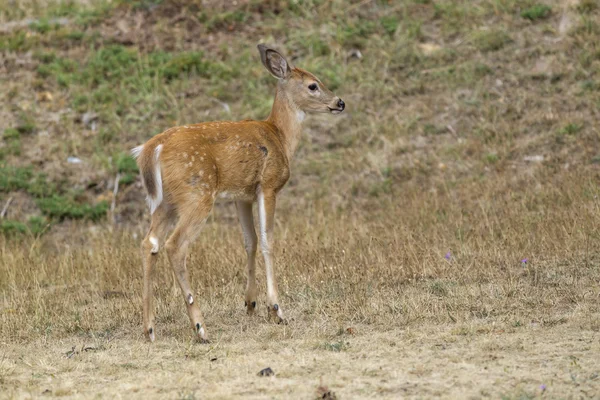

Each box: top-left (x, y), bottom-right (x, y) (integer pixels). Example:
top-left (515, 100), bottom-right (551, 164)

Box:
top-left (216, 189), bottom-right (255, 203)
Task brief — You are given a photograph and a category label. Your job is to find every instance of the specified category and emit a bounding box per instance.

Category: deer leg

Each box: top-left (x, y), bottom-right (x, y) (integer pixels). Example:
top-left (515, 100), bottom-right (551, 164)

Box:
top-left (236, 201), bottom-right (258, 315)
top-left (257, 187), bottom-right (284, 323)
top-left (165, 203), bottom-right (212, 342)
top-left (141, 205), bottom-right (172, 342)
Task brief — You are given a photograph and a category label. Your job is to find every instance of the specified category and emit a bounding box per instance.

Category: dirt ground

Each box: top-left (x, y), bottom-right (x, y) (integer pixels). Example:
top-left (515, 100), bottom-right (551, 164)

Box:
top-left (2, 322), bottom-right (599, 399)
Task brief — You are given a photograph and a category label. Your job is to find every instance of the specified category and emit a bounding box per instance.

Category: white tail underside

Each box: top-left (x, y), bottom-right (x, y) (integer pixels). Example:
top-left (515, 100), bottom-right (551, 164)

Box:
top-left (131, 144), bottom-right (164, 214)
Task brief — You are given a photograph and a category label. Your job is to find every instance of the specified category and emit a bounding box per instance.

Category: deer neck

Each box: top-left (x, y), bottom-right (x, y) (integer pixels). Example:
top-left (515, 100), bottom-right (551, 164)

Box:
top-left (266, 83), bottom-right (305, 161)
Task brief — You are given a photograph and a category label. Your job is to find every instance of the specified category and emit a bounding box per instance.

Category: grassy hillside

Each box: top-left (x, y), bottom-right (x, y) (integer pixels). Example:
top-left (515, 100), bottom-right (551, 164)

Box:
top-left (1, 0), bottom-right (600, 398)
top-left (0, 0), bottom-right (598, 235)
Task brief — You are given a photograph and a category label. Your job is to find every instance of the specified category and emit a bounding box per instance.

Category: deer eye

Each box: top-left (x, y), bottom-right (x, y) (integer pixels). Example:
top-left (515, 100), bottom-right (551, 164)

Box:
top-left (308, 83), bottom-right (318, 91)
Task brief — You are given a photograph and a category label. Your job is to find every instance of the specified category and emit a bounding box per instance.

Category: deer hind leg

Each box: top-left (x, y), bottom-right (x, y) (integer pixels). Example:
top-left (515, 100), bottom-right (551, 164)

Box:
top-left (257, 187), bottom-right (284, 323)
top-left (165, 198), bottom-right (213, 342)
top-left (141, 204), bottom-right (173, 342)
top-left (236, 201), bottom-right (258, 315)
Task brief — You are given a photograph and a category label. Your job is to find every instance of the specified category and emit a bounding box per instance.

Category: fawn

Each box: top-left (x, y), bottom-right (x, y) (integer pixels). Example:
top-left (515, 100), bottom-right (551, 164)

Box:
top-left (132, 44), bottom-right (345, 342)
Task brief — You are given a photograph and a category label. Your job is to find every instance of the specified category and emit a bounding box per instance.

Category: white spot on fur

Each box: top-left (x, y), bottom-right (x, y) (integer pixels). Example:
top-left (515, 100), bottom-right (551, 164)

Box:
top-left (296, 110), bottom-right (306, 123)
top-left (147, 144), bottom-right (163, 215)
top-left (187, 294), bottom-right (194, 305)
top-left (150, 236), bottom-right (159, 253)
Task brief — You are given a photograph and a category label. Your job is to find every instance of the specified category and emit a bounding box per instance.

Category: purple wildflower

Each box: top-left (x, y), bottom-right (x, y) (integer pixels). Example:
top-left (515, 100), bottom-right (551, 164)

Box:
top-left (445, 251), bottom-right (451, 260)
top-left (540, 384), bottom-right (546, 391)
top-left (521, 258), bottom-right (528, 264)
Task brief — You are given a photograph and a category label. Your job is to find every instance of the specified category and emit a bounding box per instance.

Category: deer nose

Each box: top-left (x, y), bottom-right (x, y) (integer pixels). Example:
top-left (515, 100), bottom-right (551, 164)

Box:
top-left (337, 99), bottom-right (345, 110)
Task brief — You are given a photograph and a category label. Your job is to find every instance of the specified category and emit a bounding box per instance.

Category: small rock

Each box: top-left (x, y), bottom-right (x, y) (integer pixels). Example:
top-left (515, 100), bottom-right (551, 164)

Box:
top-left (258, 367), bottom-right (274, 377)
top-left (36, 91), bottom-right (53, 102)
top-left (347, 49), bottom-right (362, 60)
top-left (524, 155), bottom-right (544, 162)
top-left (116, 19), bottom-right (130, 34)
top-left (67, 156), bottom-right (83, 164)
top-left (531, 57), bottom-right (555, 78)
top-left (418, 43), bottom-right (442, 55)
top-left (81, 112), bottom-right (98, 128)
top-left (559, 13), bottom-right (574, 36)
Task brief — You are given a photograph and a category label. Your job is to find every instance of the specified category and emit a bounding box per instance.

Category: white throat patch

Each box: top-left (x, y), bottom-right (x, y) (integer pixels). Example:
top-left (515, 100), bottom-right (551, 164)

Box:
top-left (296, 110), bottom-right (306, 123)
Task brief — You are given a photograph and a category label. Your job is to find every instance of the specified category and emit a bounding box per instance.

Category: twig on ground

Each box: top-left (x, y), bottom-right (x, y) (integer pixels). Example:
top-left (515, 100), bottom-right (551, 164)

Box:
top-left (111, 173), bottom-right (120, 222)
top-left (0, 197), bottom-right (13, 219)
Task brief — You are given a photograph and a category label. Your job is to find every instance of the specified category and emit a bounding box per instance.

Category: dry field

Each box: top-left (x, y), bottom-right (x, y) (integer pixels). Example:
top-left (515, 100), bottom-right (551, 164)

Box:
top-left (1, 0), bottom-right (600, 398)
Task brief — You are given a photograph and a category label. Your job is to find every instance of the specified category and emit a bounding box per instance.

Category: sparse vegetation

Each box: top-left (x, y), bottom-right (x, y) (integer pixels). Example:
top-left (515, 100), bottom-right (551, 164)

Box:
top-left (1, 0), bottom-right (600, 398)
top-left (473, 29), bottom-right (511, 52)
top-left (36, 195), bottom-right (109, 221)
top-left (521, 4), bottom-right (552, 21)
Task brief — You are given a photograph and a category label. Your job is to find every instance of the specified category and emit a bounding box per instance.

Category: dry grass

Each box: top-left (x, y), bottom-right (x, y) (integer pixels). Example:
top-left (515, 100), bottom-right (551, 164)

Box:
top-left (2, 0), bottom-right (600, 398)
top-left (2, 173), bottom-right (600, 398)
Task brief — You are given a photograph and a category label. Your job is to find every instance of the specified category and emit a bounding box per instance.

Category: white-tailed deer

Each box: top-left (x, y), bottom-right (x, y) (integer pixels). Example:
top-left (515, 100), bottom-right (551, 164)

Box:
top-left (132, 44), bottom-right (345, 342)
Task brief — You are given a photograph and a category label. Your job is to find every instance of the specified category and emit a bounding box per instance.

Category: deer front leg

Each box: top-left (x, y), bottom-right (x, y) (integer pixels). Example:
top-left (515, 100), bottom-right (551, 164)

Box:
top-left (257, 186), bottom-right (284, 323)
top-left (236, 201), bottom-right (258, 315)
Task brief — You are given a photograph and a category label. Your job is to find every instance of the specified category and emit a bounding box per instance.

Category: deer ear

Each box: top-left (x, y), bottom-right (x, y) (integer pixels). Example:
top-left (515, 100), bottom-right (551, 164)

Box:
top-left (257, 44), bottom-right (292, 79)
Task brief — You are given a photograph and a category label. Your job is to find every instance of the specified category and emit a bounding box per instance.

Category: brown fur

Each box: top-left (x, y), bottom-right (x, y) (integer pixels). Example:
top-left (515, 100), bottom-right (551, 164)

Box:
top-left (135, 45), bottom-right (344, 342)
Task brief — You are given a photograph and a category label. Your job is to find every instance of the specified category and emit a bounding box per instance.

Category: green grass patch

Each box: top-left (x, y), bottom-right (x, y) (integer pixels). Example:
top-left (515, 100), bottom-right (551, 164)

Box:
top-left (29, 18), bottom-right (61, 34)
top-left (115, 152), bottom-right (138, 174)
top-left (0, 31), bottom-right (39, 52)
top-left (429, 280), bottom-right (449, 297)
top-left (0, 165), bottom-right (56, 198)
top-left (2, 128), bottom-right (22, 156)
top-left (0, 165), bottom-right (105, 222)
top-left (338, 19), bottom-right (378, 48)
top-left (380, 15), bottom-right (400, 36)
top-left (485, 153), bottom-right (499, 164)
top-left (558, 123), bottom-right (583, 136)
top-left (0, 166), bottom-right (33, 192)
top-left (0, 217), bottom-right (48, 237)
top-left (36, 45), bottom-right (236, 112)
top-left (521, 4), bottom-right (552, 21)
top-left (37, 195), bottom-right (108, 221)
top-left (319, 340), bottom-right (349, 352)
top-left (37, 45), bottom-right (216, 87)
top-left (115, 152), bottom-right (139, 185)
top-left (114, 0), bottom-right (163, 10)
